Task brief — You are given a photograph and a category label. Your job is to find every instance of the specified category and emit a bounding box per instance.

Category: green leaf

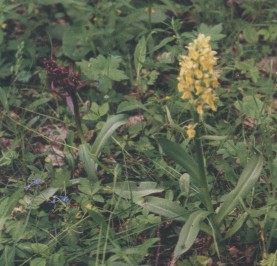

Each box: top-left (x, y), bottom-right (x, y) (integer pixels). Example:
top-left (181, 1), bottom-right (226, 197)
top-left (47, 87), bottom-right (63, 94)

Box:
top-left (17, 243), bottom-right (49, 256)
top-left (79, 114), bottom-right (128, 180)
top-left (78, 55), bottom-right (128, 82)
top-left (198, 23), bottom-right (225, 41)
top-left (99, 102), bottom-right (109, 116)
top-left (260, 252), bottom-right (277, 266)
top-left (151, 36), bottom-right (175, 53)
top-left (136, 196), bottom-right (188, 222)
top-left (157, 138), bottom-right (201, 185)
top-left (134, 36), bottom-right (146, 76)
top-left (243, 25), bottom-right (258, 44)
top-left (62, 26), bottom-right (90, 60)
top-left (48, 251), bottom-right (66, 266)
top-left (215, 154), bottom-right (263, 224)
top-left (0, 87), bottom-right (8, 110)
top-left (112, 181), bottom-right (164, 200)
top-left (91, 114), bottom-right (128, 156)
top-left (223, 212), bottom-right (248, 239)
top-left (173, 210), bottom-right (211, 259)
top-left (179, 173), bottom-right (190, 196)
top-left (235, 59), bottom-right (259, 83)
top-left (30, 258), bottom-right (47, 266)
top-left (83, 102), bottom-right (109, 121)
top-left (0, 245), bottom-right (15, 266)
top-left (28, 97), bottom-right (51, 110)
top-left (78, 143), bottom-right (98, 181)
top-left (27, 188), bottom-right (58, 209)
top-left (0, 189), bottom-right (24, 234)
top-left (78, 179), bottom-right (101, 196)
top-left (234, 95), bottom-right (264, 120)
top-left (117, 99), bottom-right (146, 113)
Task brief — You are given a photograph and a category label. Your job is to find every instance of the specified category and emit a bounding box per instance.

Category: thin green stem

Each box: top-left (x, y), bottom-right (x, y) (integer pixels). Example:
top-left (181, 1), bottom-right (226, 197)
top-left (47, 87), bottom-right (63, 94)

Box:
top-left (71, 92), bottom-right (86, 144)
top-left (191, 110), bottom-right (213, 212)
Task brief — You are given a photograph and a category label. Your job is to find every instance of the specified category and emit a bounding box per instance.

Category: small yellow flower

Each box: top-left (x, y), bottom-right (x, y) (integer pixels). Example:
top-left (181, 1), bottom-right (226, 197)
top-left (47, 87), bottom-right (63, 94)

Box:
top-left (197, 103), bottom-right (204, 115)
top-left (188, 47), bottom-right (199, 60)
top-left (1, 23), bottom-right (7, 30)
top-left (186, 124), bottom-right (196, 138)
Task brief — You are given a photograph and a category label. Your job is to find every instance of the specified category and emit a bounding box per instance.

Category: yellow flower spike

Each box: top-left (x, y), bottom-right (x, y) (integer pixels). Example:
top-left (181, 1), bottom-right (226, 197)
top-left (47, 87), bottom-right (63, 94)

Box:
top-left (177, 33), bottom-right (219, 114)
top-left (186, 124), bottom-right (197, 138)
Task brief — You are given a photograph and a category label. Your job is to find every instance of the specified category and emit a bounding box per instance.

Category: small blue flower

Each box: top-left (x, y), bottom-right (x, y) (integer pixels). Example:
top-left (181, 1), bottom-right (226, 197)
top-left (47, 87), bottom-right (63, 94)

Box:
top-left (60, 195), bottom-right (69, 203)
top-left (32, 178), bottom-right (42, 185)
top-left (25, 184), bottom-right (31, 191)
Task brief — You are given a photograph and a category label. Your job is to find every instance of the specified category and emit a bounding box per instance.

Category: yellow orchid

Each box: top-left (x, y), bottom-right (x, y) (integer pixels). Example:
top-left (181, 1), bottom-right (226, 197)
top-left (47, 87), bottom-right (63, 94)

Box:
top-left (177, 33), bottom-right (219, 115)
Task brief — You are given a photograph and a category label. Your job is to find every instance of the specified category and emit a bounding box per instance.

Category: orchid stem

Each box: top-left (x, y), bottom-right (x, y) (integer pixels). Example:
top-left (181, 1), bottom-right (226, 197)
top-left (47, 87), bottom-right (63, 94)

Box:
top-left (191, 110), bottom-right (213, 212)
top-left (71, 92), bottom-right (85, 144)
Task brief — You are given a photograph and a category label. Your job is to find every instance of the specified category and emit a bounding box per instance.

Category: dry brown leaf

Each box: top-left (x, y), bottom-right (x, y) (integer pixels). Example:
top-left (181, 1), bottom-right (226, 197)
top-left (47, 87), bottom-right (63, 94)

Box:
top-left (256, 56), bottom-right (277, 76)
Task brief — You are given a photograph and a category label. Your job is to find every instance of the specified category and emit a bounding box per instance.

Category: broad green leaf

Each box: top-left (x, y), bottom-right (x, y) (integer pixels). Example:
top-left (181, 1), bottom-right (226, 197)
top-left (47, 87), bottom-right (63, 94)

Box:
top-left (62, 26), bottom-right (90, 60)
top-left (91, 114), bottom-right (128, 156)
top-left (216, 154), bottom-right (263, 224)
top-left (134, 36), bottom-right (146, 77)
top-left (99, 102), bottom-right (109, 116)
top-left (30, 258), bottom-right (47, 266)
top-left (136, 196), bottom-right (188, 222)
top-left (223, 212), bottom-right (248, 239)
top-left (260, 252), bottom-right (277, 266)
top-left (0, 189), bottom-right (24, 234)
top-left (27, 188), bottom-right (58, 209)
top-left (83, 102), bottom-right (109, 121)
top-left (78, 143), bottom-right (98, 181)
top-left (112, 181), bottom-right (164, 200)
top-left (235, 59), bottom-right (259, 83)
top-left (17, 243), bottom-right (49, 255)
top-left (157, 138), bottom-right (201, 185)
top-left (78, 179), bottom-right (101, 196)
top-left (198, 23), bottom-right (225, 41)
top-left (117, 99), bottom-right (146, 113)
top-left (79, 114), bottom-right (128, 180)
top-left (243, 26), bottom-right (258, 44)
top-left (48, 251), bottom-right (66, 266)
top-left (0, 245), bottom-right (15, 266)
top-left (77, 55), bottom-right (128, 82)
top-left (173, 210), bottom-right (211, 259)
top-left (179, 173), bottom-right (190, 196)
top-left (234, 95), bottom-right (264, 120)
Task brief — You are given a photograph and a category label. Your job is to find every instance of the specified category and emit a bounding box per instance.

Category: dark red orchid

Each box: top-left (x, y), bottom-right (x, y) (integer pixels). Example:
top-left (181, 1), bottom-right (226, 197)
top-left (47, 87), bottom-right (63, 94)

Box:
top-left (44, 58), bottom-right (93, 113)
top-left (43, 58), bottom-right (93, 143)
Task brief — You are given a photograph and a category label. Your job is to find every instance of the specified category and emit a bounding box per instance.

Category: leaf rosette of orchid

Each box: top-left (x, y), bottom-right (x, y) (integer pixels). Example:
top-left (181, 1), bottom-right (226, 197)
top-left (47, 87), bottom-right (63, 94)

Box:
top-left (177, 33), bottom-right (220, 138)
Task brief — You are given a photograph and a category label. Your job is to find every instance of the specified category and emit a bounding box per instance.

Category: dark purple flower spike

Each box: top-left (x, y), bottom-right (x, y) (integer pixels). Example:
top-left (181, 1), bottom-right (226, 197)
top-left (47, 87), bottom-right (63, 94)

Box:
top-left (44, 58), bottom-right (94, 142)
